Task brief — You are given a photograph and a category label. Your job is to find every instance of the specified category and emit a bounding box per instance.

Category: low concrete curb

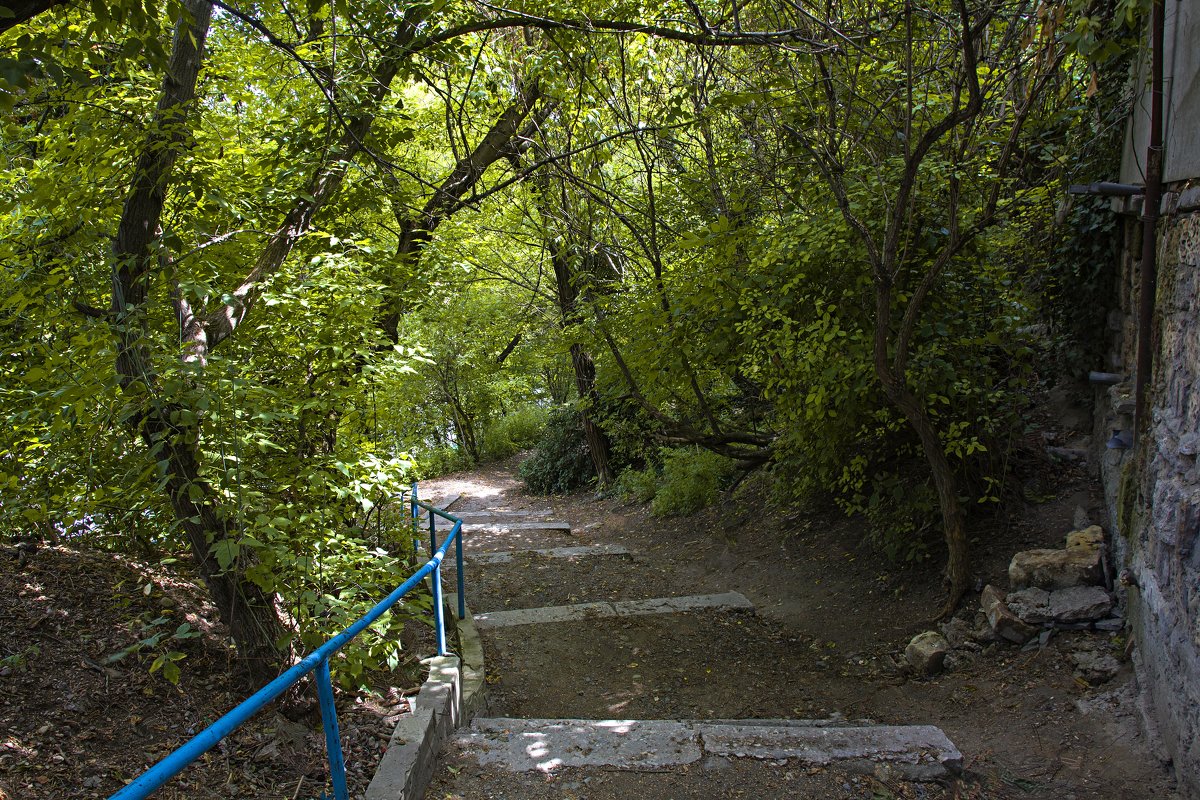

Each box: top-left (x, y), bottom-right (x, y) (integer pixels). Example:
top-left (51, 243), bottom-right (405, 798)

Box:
top-left (363, 597), bottom-right (485, 800)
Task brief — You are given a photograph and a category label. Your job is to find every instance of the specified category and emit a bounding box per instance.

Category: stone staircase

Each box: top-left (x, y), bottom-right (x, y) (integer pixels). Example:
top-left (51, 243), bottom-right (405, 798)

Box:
top-left (371, 499), bottom-right (962, 799)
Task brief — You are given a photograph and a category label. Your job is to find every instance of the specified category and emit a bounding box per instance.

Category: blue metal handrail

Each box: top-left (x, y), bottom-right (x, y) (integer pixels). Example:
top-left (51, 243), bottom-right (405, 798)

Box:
top-left (109, 487), bottom-right (465, 800)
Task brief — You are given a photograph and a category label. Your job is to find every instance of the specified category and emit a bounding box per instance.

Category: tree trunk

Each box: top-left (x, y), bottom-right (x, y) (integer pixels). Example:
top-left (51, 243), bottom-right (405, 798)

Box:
top-left (550, 243), bottom-right (614, 488)
top-left (147, 409), bottom-right (286, 687)
top-left (569, 343), bottom-right (614, 487)
top-left (109, 0), bottom-right (286, 684)
top-left (883, 382), bottom-right (971, 616)
top-left (874, 286), bottom-right (970, 617)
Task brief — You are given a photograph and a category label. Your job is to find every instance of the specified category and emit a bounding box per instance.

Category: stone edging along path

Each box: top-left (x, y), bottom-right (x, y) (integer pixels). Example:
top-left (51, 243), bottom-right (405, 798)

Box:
top-left (362, 595), bottom-right (484, 800)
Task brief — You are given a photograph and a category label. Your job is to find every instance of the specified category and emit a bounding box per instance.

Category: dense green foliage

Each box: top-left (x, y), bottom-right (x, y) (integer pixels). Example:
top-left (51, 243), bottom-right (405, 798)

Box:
top-left (0, 0), bottom-right (1144, 679)
top-left (518, 407), bottom-right (595, 495)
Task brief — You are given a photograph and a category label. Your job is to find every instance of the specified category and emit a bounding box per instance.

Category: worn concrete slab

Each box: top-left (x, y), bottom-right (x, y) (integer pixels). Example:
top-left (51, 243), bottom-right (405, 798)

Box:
top-left (363, 657), bottom-right (460, 800)
top-left (362, 706), bottom-right (436, 800)
top-left (456, 718), bottom-right (702, 771)
top-left (697, 722), bottom-right (963, 780)
top-left (466, 543), bottom-right (630, 565)
top-left (454, 509), bottom-right (553, 520)
top-left (473, 591), bottom-right (754, 629)
top-left (452, 717), bottom-right (962, 779)
top-left (446, 594), bottom-right (486, 719)
top-left (464, 521), bottom-right (572, 535)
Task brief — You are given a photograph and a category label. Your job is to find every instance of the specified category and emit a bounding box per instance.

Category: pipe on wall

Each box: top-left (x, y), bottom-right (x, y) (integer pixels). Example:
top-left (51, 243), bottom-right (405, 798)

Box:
top-left (1133, 0), bottom-right (1165, 446)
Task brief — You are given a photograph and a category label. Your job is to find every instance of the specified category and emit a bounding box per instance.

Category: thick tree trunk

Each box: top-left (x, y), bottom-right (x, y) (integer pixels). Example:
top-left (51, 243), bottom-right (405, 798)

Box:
top-left (109, 0), bottom-right (286, 685)
top-left (569, 343), bottom-right (614, 487)
top-left (550, 243), bottom-right (614, 488)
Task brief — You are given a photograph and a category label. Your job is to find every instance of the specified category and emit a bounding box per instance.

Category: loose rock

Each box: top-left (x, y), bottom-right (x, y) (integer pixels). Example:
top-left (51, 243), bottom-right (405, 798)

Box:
top-left (1009, 546), bottom-right (1102, 590)
top-left (1072, 650), bottom-right (1122, 685)
top-left (981, 585), bottom-right (1038, 644)
top-left (1065, 526), bottom-right (1105, 553)
top-left (1048, 586), bottom-right (1113, 623)
top-left (938, 617), bottom-right (975, 649)
top-left (1005, 585), bottom-right (1113, 625)
top-left (905, 631), bottom-right (950, 677)
top-left (1005, 587), bottom-right (1052, 624)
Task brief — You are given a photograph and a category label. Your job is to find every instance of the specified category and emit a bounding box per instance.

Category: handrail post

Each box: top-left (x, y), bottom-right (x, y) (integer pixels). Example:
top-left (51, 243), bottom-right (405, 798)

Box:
top-left (410, 482), bottom-right (420, 558)
top-left (315, 656), bottom-right (349, 800)
top-left (429, 512), bottom-right (447, 656)
top-left (455, 521), bottom-right (465, 620)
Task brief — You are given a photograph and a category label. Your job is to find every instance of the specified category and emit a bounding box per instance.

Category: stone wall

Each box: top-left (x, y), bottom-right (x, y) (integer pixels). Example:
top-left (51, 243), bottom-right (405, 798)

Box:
top-left (1096, 187), bottom-right (1200, 796)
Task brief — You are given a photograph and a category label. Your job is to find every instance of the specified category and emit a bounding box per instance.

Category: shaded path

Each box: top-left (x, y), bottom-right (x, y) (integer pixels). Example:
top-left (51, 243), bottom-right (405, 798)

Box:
top-left (413, 459), bottom-right (1175, 799)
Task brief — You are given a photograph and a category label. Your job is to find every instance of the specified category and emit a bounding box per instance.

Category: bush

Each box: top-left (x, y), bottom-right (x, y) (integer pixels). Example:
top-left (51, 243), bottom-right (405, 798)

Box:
top-left (412, 446), bottom-right (471, 480)
top-left (616, 447), bottom-right (736, 516)
top-left (615, 466), bottom-right (659, 504)
top-left (651, 448), bottom-right (736, 516)
top-left (481, 405), bottom-right (551, 461)
top-left (518, 407), bottom-right (595, 494)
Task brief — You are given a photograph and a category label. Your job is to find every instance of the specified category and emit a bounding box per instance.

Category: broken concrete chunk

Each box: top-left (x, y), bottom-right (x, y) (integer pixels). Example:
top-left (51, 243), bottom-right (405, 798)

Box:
top-left (1048, 586), bottom-right (1113, 623)
top-left (905, 631), bottom-right (951, 677)
top-left (1005, 587), bottom-right (1052, 624)
top-left (981, 585), bottom-right (1038, 644)
top-left (1009, 546), bottom-right (1102, 590)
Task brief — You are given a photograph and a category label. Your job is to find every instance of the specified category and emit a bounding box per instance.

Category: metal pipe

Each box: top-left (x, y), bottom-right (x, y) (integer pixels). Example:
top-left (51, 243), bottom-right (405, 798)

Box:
top-left (1134, 0), bottom-right (1165, 446)
top-left (430, 512), bottom-right (447, 656)
top-left (1088, 371), bottom-right (1126, 385)
top-left (1068, 181), bottom-right (1145, 196)
top-left (316, 658), bottom-right (349, 800)
top-left (110, 498), bottom-right (465, 800)
top-left (455, 520), bottom-right (466, 620)
top-left (411, 482), bottom-right (420, 558)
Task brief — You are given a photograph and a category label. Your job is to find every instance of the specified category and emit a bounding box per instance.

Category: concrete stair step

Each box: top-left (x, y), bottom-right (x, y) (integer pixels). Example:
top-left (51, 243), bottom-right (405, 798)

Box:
top-left (465, 543), bottom-right (631, 565)
top-left (454, 509), bottom-right (553, 520)
top-left (450, 716), bottom-right (962, 780)
top-left (473, 591), bottom-right (754, 629)
top-left (463, 521), bottom-right (572, 534)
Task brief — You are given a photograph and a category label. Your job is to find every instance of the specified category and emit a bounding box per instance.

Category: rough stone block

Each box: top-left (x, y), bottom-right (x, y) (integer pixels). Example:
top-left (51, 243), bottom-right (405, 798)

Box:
top-left (1071, 650), bottom-right (1122, 684)
top-left (1065, 525), bottom-right (1105, 552)
top-left (938, 617), bottom-right (975, 649)
top-left (905, 631), bottom-right (950, 676)
top-left (1048, 586), bottom-right (1113, 622)
top-left (1005, 587), bottom-right (1052, 624)
top-left (981, 585), bottom-right (1038, 644)
top-left (1009, 547), bottom-right (1102, 590)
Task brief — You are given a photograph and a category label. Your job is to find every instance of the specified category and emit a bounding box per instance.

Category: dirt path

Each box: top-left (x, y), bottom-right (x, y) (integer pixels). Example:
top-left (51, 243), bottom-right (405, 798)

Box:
top-left (420, 457), bottom-right (1178, 800)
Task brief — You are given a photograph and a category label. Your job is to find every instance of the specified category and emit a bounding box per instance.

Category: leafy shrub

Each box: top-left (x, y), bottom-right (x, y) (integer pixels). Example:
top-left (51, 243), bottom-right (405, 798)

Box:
top-left (481, 405), bottom-right (551, 461)
top-left (518, 407), bottom-right (595, 494)
top-left (615, 465), bottom-right (659, 504)
top-left (412, 446), bottom-right (472, 479)
top-left (650, 447), bottom-right (736, 516)
top-left (617, 447), bottom-right (735, 516)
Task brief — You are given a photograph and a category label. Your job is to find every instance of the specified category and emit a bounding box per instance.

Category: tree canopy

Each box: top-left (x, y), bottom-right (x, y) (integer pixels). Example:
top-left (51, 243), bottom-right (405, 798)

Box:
top-left (1, 0), bottom-right (1140, 679)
